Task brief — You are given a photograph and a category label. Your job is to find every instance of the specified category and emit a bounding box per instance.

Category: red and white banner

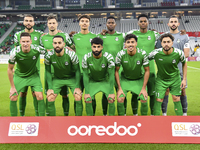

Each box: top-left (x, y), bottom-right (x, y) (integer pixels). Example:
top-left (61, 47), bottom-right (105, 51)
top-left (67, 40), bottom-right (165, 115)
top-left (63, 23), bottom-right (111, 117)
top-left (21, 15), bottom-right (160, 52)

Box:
top-left (1, 116), bottom-right (200, 143)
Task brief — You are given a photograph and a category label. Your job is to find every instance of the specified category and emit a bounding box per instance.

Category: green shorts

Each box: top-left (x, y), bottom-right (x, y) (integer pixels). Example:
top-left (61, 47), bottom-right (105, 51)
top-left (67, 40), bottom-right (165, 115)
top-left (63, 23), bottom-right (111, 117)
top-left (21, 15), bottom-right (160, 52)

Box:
top-left (13, 73), bottom-right (43, 95)
top-left (53, 77), bottom-right (76, 95)
top-left (86, 78), bottom-right (114, 99)
top-left (155, 76), bottom-right (182, 99)
top-left (147, 60), bottom-right (156, 96)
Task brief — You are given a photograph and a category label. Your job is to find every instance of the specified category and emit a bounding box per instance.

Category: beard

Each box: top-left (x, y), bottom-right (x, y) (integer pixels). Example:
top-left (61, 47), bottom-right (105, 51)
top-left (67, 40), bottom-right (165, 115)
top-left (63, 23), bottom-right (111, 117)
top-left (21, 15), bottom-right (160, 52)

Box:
top-left (25, 25), bottom-right (33, 31)
top-left (92, 50), bottom-right (102, 56)
top-left (170, 26), bottom-right (177, 31)
top-left (54, 47), bottom-right (63, 53)
top-left (163, 47), bottom-right (171, 51)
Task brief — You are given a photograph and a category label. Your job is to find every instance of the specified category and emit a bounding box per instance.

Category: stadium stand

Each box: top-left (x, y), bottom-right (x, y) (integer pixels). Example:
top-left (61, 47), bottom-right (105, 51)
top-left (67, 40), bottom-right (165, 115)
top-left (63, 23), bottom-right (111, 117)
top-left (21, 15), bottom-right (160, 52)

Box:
top-left (32, 6), bottom-right (52, 10)
top-left (181, 16), bottom-right (200, 32)
top-left (119, 3), bottom-right (133, 8)
top-left (0, 23), bottom-right (11, 38)
top-left (83, 4), bottom-right (103, 9)
top-left (17, 5), bottom-right (31, 10)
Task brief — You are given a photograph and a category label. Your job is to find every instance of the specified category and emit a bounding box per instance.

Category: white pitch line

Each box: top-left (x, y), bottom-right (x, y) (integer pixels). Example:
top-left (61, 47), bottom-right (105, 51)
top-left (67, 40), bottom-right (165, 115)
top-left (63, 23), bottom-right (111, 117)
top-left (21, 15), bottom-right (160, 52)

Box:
top-left (188, 66), bottom-right (200, 70)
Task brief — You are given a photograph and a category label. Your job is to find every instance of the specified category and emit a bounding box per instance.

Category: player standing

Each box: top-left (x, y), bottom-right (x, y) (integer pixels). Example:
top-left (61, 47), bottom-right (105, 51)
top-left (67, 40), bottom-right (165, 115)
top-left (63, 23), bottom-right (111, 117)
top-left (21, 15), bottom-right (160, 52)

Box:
top-left (14, 14), bottom-right (43, 116)
top-left (72, 15), bottom-right (96, 115)
top-left (82, 37), bottom-right (115, 116)
top-left (148, 33), bottom-right (187, 116)
top-left (44, 36), bottom-right (82, 116)
top-left (8, 32), bottom-right (46, 116)
top-left (97, 16), bottom-right (125, 116)
top-left (156, 15), bottom-right (190, 116)
top-left (40, 15), bottom-right (74, 116)
top-left (127, 14), bottom-right (160, 116)
top-left (115, 34), bottom-right (149, 115)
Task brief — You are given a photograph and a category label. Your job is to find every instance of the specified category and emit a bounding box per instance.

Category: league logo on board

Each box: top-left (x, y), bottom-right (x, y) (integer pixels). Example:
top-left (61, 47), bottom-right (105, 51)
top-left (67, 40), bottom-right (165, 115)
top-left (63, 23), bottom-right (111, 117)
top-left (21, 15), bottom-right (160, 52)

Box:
top-left (172, 59), bottom-right (176, 63)
top-left (33, 56), bottom-right (36, 60)
top-left (137, 61), bottom-right (140, 65)
top-left (65, 61), bottom-right (68, 65)
top-left (115, 37), bottom-right (119, 41)
top-left (8, 122), bottom-right (39, 136)
top-left (102, 64), bottom-right (105, 68)
top-left (177, 39), bottom-right (181, 43)
top-left (147, 36), bottom-right (151, 40)
top-left (34, 37), bottom-right (37, 41)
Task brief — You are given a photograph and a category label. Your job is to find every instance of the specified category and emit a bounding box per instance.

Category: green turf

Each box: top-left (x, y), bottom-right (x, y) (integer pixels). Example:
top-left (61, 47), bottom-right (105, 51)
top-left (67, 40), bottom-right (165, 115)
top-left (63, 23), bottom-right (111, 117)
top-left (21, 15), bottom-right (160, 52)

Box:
top-left (0, 61), bottom-right (200, 148)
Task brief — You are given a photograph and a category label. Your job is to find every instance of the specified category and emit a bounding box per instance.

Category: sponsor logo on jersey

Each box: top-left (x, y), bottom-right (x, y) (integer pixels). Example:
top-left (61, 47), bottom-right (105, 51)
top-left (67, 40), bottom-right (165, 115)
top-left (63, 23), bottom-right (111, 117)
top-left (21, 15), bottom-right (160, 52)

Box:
top-left (34, 37), bottom-right (37, 41)
top-left (177, 39), bottom-right (181, 43)
top-left (77, 38), bottom-right (80, 40)
top-left (147, 36), bottom-right (151, 40)
top-left (103, 37), bottom-right (106, 38)
top-left (33, 56), bottom-right (36, 60)
top-left (172, 59), bottom-right (176, 63)
top-left (19, 58), bottom-right (24, 60)
top-left (115, 37), bottom-right (119, 41)
top-left (89, 64), bottom-right (93, 66)
top-left (52, 62), bottom-right (57, 63)
top-left (159, 58), bottom-right (163, 61)
top-left (137, 60), bottom-right (140, 65)
top-left (65, 61), bottom-right (68, 65)
top-left (102, 64), bottom-right (105, 68)
top-left (45, 40), bottom-right (48, 41)
top-left (124, 61), bottom-right (128, 63)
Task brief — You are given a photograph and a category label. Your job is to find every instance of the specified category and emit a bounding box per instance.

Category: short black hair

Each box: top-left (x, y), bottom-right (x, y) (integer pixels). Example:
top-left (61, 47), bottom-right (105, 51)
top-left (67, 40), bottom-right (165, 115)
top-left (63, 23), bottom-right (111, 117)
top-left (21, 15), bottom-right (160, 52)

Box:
top-left (125, 34), bottom-right (138, 42)
top-left (160, 33), bottom-right (174, 42)
top-left (169, 15), bottom-right (179, 22)
top-left (137, 14), bottom-right (148, 21)
top-left (91, 37), bottom-right (103, 46)
top-left (20, 32), bottom-right (31, 38)
top-left (78, 14), bottom-right (91, 21)
top-left (53, 35), bottom-right (64, 41)
top-left (47, 14), bottom-right (57, 22)
top-left (106, 16), bottom-right (116, 22)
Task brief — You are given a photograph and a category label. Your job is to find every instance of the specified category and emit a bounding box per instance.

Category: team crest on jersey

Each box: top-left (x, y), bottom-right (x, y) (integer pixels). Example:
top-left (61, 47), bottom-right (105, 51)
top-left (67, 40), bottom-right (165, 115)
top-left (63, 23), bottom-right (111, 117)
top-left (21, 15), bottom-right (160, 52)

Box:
top-left (34, 37), bottom-right (37, 41)
top-left (90, 38), bottom-right (92, 42)
top-left (177, 39), bottom-right (181, 43)
top-left (137, 60), bottom-right (140, 65)
top-left (102, 64), bottom-right (105, 68)
top-left (65, 61), bottom-right (68, 65)
top-left (115, 37), bottom-right (119, 41)
top-left (33, 56), bottom-right (36, 60)
top-left (172, 59), bottom-right (176, 63)
top-left (147, 36), bottom-right (151, 40)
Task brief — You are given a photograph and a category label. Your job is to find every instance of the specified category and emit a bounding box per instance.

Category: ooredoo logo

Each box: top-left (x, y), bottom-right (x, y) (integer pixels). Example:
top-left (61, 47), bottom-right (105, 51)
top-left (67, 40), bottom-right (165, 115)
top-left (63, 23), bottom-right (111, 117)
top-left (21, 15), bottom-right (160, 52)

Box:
top-left (67, 122), bottom-right (141, 136)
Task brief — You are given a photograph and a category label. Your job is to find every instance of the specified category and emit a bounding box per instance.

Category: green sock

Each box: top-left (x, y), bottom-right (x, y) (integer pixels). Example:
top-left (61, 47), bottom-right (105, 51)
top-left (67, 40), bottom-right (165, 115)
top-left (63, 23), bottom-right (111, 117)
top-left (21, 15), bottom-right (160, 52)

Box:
top-left (62, 97), bottom-right (69, 116)
top-left (45, 98), bottom-right (49, 116)
top-left (48, 101), bottom-right (56, 116)
top-left (150, 95), bottom-right (156, 115)
top-left (153, 101), bottom-right (162, 116)
top-left (10, 101), bottom-right (18, 116)
top-left (19, 96), bottom-right (26, 116)
top-left (86, 103), bottom-right (93, 116)
top-left (75, 101), bottom-right (83, 116)
top-left (102, 94), bottom-right (108, 116)
top-left (124, 97), bottom-right (127, 114)
top-left (33, 96), bottom-right (39, 116)
top-left (131, 94), bottom-right (138, 115)
top-left (38, 100), bottom-right (45, 116)
top-left (117, 102), bottom-right (125, 116)
top-left (92, 99), bottom-right (96, 116)
top-left (108, 103), bottom-right (115, 116)
top-left (141, 102), bottom-right (148, 116)
top-left (174, 101), bottom-right (183, 116)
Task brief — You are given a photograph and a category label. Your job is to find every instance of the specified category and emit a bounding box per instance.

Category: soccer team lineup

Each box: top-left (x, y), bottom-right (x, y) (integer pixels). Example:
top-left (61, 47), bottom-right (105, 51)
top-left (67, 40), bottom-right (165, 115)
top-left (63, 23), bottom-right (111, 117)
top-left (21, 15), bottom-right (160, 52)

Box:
top-left (8, 13), bottom-right (190, 117)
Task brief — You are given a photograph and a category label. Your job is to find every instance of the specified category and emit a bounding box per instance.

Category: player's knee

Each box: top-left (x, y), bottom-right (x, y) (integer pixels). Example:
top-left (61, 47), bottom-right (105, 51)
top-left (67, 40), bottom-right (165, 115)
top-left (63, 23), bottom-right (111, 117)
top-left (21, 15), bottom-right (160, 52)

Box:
top-left (140, 100), bottom-right (147, 103)
top-left (85, 100), bottom-right (92, 103)
top-left (156, 98), bottom-right (163, 102)
top-left (20, 92), bottom-right (27, 97)
top-left (36, 94), bottom-right (44, 101)
top-left (74, 94), bottom-right (82, 101)
top-left (108, 100), bottom-right (114, 103)
top-left (172, 95), bottom-right (180, 102)
top-left (117, 97), bottom-right (125, 103)
top-left (32, 92), bottom-right (36, 97)
top-left (48, 95), bottom-right (55, 102)
top-left (10, 95), bottom-right (18, 101)
top-left (62, 95), bottom-right (68, 98)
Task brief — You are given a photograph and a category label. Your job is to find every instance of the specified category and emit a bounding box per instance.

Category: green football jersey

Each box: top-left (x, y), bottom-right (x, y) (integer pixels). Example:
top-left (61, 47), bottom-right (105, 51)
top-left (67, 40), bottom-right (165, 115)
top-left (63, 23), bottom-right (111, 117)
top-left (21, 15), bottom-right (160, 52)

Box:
top-left (97, 31), bottom-right (125, 58)
top-left (148, 48), bottom-right (186, 80)
top-left (82, 51), bottom-right (115, 81)
top-left (40, 32), bottom-right (73, 50)
top-left (44, 48), bottom-right (79, 79)
top-left (72, 32), bottom-right (96, 71)
top-left (116, 48), bottom-right (149, 80)
top-left (8, 44), bottom-right (46, 77)
top-left (126, 29), bottom-right (160, 55)
top-left (14, 29), bottom-right (43, 46)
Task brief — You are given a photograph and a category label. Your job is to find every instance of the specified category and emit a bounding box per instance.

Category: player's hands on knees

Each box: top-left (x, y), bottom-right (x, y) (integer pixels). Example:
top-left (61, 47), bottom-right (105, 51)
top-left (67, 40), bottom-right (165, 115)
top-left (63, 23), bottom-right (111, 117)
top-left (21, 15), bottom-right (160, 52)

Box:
top-left (69, 31), bottom-right (77, 37)
top-left (74, 88), bottom-right (82, 101)
top-left (117, 88), bottom-right (125, 103)
top-left (9, 87), bottom-right (18, 98)
top-left (84, 94), bottom-right (92, 103)
top-left (47, 89), bottom-right (54, 98)
top-left (180, 29), bottom-right (186, 35)
top-left (180, 79), bottom-right (186, 90)
top-left (101, 29), bottom-right (108, 35)
top-left (139, 88), bottom-right (148, 101)
top-left (108, 94), bottom-right (115, 103)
